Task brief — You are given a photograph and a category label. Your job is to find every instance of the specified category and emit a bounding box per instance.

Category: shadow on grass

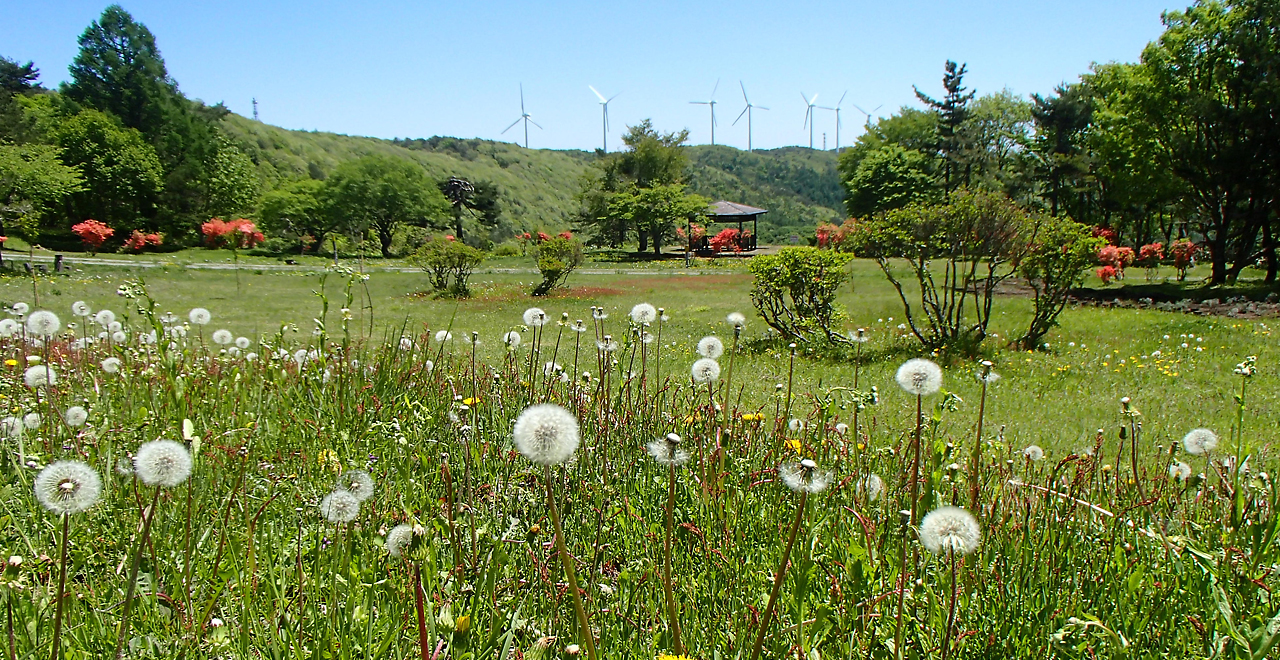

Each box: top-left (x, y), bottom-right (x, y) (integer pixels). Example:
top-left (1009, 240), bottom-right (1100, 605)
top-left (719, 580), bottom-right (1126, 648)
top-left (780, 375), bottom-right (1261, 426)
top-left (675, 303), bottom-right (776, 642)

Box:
top-left (1072, 280), bottom-right (1280, 303)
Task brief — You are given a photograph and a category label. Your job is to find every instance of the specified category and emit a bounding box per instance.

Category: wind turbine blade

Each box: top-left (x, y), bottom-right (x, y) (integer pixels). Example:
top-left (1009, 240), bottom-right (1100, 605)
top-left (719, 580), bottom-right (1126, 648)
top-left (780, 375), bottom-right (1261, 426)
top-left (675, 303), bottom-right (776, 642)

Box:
top-left (810, 93), bottom-right (819, 105)
top-left (520, 83), bottom-right (525, 113)
top-left (757, 105), bottom-right (770, 111)
top-left (690, 100), bottom-right (709, 105)
top-left (852, 103), bottom-right (870, 116)
top-left (529, 118), bottom-right (543, 130)
top-left (873, 104), bottom-right (884, 113)
top-left (711, 78), bottom-right (720, 98)
top-left (803, 107), bottom-right (810, 129)
top-left (800, 91), bottom-right (810, 105)
top-left (740, 80), bottom-right (749, 104)
top-left (502, 118), bottom-right (522, 134)
top-left (733, 106), bottom-right (749, 125)
top-left (837, 90), bottom-right (847, 107)
top-left (607, 93), bottom-right (620, 103)
top-left (589, 85), bottom-right (607, 103)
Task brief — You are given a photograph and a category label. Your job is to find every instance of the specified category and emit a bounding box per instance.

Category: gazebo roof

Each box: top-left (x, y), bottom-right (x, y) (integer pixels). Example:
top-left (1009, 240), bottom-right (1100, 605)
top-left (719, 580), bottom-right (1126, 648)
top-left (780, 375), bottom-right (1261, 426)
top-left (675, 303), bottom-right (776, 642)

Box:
top-left (706, 200), bottom-right (768, 218)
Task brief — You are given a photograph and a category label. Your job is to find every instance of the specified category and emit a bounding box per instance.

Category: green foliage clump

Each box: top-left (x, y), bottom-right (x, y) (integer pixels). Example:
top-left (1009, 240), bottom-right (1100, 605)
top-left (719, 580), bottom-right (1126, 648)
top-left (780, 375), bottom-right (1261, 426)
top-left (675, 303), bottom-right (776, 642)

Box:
top-left (839, 143), bottom-right (938, 218)
top-left (321, 154), bottom-right (450, 258)
top-left (411, 237), bottom-right (485, 298)
top-left (532, 236), bottom-right (584, 296)
top-left (0, 143), bottom-right (85, 240)
top-left (1018, 216), bottom-right (1106, 350)
top-left (748, 247), bottom-right (853, 345)
top-left (845, 189), bottom-right (1031, 354)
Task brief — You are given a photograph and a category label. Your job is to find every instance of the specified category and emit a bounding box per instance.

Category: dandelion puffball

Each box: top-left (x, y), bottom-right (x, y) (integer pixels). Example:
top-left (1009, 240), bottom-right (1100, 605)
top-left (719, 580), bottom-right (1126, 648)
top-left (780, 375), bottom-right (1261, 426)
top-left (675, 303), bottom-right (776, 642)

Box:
top-left (919, 506), bottom-right (981, 556)
top-left (23, 365), bottom-right (56, 388)
top-left (434, 330), bottom-right (452, 343)
top-left (727, 312), bottom-right (746, 328)
top-left (629, 303), bottom-right (657, 324)
top-left (235, 336), bottom-right (251, 349)
top-left (25, 310), bottom-right (60, 338)
top-left (503, 331), bottom-right (522, 347)
top-left (101, 357), bottom-right (121, 374)
top-left (212, 329), bottom-right (233, 345)
top-left (857, 474), bottom-right (885, 501)
top-left (1182, 428), bottom-right (1218, 455)
top-left (111, 331), bottom-right (126, 343)
top-left (522, 307), bottom-right (547, 326)
top-left (385, 524), bottom-right (418, 557)
top-left (691, 358), bottom-right (721, 384)
top-left (320, 490), bottom-right (360, 524)
top-left (0, 417), bottom-right (20, 438)
top-left (189, 308), bottom-right (211, 325)
top-left (134, 439), bottom-right (193, 488)
top-left (11, 302), bottom-right (28, 316)
top-left (1023, 445), bottom-right (1045, 462)
top-left (337, 469), bottom-right (375, 502)
top-left (71, 301), bottom-right (92, 317)
top-left (64, 406), bottom-right (88, 427)
top-left (34, 461), bottom-right (102, 515)
top-left (93, 309), bottom-right (115, 326)
top-left (0, 319), bottom-right (16, 337)
top-left (21, 412), bottom-right (40, 429)
top-left (780, 459), bottom-right (832, 494)
top-left (696, 336), bottom-right (724, 359)
top-left (513, 403), bottom-right (580, 466)
top-left (895, 358), bottom-right (943, 396)
top-left (1169, 461), bottom-right (1192, 481)
top-left (646, 433), bottom-right (690, 466)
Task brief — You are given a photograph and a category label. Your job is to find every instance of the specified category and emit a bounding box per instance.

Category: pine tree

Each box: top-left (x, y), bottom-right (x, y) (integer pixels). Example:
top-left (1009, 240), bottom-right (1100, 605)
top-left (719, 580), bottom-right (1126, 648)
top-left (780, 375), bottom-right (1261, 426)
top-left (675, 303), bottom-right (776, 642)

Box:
top-left (915, 61), bottom-right (976, 194)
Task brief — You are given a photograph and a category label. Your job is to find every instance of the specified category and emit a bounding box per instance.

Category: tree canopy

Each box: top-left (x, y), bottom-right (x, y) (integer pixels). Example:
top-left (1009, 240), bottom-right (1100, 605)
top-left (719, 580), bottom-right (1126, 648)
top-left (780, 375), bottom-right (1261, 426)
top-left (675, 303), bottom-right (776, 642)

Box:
top-left (322, 155), bottom-right (450, 258)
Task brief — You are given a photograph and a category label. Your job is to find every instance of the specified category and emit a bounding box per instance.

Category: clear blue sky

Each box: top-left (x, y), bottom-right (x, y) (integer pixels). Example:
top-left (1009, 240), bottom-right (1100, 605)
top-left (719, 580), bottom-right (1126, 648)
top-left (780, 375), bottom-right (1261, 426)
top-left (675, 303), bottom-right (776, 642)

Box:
top-left (3, 0), bottom-right (1183, 152)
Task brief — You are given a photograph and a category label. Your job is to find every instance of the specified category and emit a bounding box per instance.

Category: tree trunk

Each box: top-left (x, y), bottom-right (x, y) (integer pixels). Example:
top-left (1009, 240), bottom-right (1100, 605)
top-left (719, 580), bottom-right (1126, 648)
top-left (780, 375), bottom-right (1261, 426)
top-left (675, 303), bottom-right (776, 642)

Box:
top-left (454, 213), bottom-right (464, 243)
top-left (379, 226), bottom-right (394, 259)
top-left (1264, 222), bottom-right (1277, 284)
top-left (638, 229), bottom-right (648, 253)
top-left (653, 231), bottom-right (662, 257)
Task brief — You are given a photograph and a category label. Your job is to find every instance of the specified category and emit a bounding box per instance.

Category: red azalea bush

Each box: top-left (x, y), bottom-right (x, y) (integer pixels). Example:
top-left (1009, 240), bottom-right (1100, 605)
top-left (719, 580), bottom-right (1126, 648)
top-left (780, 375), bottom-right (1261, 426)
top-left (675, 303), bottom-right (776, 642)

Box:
top-left (1170, 239), bottom-right (1199, 281)
top-left (1138, 242), bottom-right (1164, 267)
top-left (1092, 226), bottom-right (1117, 245)
top-left (709, 228), bottom-right (741, 253)
top-left (71, 219), bottom-right (114, 253)
top-left (1096, 265), bottom-right (1118, 284)
top-left (1098, 245), bottom-right (1136, 278)
top-left (536, 232), bottom-right (551, 243)
top-left (816, 223), bottom-right (839, 248)
top-left (123, 230), bottom-right (164, 252)
top-left (202, 218), bottom-right (265, 249)
top-left (558, 231), bottom-right (573, 240)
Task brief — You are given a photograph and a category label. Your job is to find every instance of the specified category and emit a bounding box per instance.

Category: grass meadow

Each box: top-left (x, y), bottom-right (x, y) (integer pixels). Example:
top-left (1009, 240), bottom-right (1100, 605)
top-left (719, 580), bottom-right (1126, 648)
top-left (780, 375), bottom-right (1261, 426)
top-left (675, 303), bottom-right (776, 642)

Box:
top-left (2, 255), bottom-right (1278, 659)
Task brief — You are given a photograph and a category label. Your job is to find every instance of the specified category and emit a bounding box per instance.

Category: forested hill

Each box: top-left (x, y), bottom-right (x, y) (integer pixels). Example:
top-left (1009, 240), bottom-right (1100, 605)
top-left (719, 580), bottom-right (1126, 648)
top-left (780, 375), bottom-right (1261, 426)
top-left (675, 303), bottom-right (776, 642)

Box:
top-left (221, 113), bottom-right (844, 243)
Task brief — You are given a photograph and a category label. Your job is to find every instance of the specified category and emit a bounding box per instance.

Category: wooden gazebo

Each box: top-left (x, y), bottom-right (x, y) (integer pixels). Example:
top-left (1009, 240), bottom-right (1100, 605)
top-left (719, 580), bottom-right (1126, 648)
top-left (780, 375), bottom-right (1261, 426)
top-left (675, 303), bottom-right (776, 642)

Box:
top-left (687, 200), bottom-right (765, 255)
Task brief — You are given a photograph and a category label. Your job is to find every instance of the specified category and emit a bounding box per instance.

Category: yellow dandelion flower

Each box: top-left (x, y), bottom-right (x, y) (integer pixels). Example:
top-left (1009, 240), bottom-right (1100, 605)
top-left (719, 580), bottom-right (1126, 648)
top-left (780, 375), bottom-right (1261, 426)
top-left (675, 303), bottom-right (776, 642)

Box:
top-left (3, 360), bottom-right (14, 367)
top-left (785, 437), bottom-right (803, 455)
top-left (658, 655), bottom-right (692, 660)
top-left (462, 397), bottom-right (479, 406)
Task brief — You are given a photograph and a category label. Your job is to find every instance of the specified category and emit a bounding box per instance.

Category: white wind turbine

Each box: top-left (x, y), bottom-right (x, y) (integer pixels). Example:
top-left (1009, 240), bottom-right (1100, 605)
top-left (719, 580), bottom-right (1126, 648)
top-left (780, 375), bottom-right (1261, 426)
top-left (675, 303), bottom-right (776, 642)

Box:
top-left (690, 79), bottom-right (720, 145)
top-left (818, 91), bottom-right (848, 151)
top-left (852, 102), bottom-right (885, 128)
top-left (501, 84), bottom-right (542, 149)
top-left (801, 91), bottom-right (820, 149)
top-left (733, 81), bottom-right (769, 152)
top-left (588, 85), bottom-right (619, 153)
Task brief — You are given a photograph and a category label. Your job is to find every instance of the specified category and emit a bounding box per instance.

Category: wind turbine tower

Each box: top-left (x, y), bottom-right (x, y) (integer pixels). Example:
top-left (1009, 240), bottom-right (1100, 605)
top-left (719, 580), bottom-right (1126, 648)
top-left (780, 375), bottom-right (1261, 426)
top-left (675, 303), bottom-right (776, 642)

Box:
top-left (801, 92), bottom-right (820, 149)
top-left (501, 84), bottom-right (542, 149)
top-left (589, 85), bottom-right (619, 153)
top-left (733, 81), bottom-right (769, 152)
top-left (690, 80), bottom-right (720, 145)
top-left (818, 91), bottom-right (848, 151)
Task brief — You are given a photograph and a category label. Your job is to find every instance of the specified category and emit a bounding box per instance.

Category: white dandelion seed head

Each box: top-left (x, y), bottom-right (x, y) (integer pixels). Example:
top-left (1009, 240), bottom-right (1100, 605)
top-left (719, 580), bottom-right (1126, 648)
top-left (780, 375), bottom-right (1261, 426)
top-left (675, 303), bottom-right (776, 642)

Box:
top-left (727, 312), bottom-right (746, 328)
top-left (570, 320), bottom-right (587, 333)
top-left (523, 307), bottom-right (547, 326)
top-left (780, 460), bottom-right (832, 494)
top-left (513, 403), bottom-right (580, 466)
top-left (857, 474), bottom-right (885, 501)
top-left (646, 433), bottom-right (690, 466)
top-left (22, 412), bottom-right (40, 429)
top-left (787, 418), bottom-right (805, 432)
top-left (0, 417), bottom-right (20, 438)
top-left (919, 506), bottom-right (981, 556)
top-left (235, 336), bottom-right (251, 350)
top-left (1183, 428), bottom-right (1218, 455)
top-left (100, 357), bottom-right (121, 374)
top-left (895, 358), bottom-right (943, 396)
top-left (111, 331), bottom-right (127, 343)
top-left (596, 338), bottom-right (619, 353)
top-left (107, 321), bottom-right (122, 333)
top-left (691, 358), bottom-right (721, 383)
top-left (245, 352), bottom-right (258, 361)
top-left (23, 365), bottom-right (56, 388)
top-left (134, 440), bottom-right (193, 488)
top-left (34, 461), bottom-right (101, 515)
top-left (543, 361), bottom-right (562, 377)
top-left (93, 309), bottom-right (115, 326)
top-left (71, 301), bottom-right (92, 317)
top-left (592, 307), bottom-right (608, 320)
top-left (337, 469), bottom-right (375, 502)
top-left (1170, 461), bottom-right (1192, 481)
top-left (641, 332), bottom-right (655, 344)
top-left (697, 336), bottom-right (724, 359)
top-left (25, 311), bottom-right (61, 338)
top-left (212, 329), bottom-right (233, 345)
top-left (849, 328), bottom-right (869, 343)
top-left (834, 423), bottom-right (849, 436)
top-left (64, 406), bottom-right (88, 427)
top-left (385, 524), bottom-right (420, 557)
top-left (320, 489), bottom-right (360, 524)
top-left (138, 331), bottom-right (156, 345)
top-left (0, 318), bottom-right (16, 337)
top-left (399, 337), bottom-right (414, 350)
top-left (1023, 445), bottom-right (1045, 462)
top-left (423, 359), bottom-right (434, 373)
top-left (434, 330), bottom-right (453, 343)
top-left (10, 302), bottom-right (29, 316)
top-left (189, 308), bottom-right (212, 325)
top-left (503, 331), bottom-right (522, 347)
top-left (629, 303), bottom-right (657, 324)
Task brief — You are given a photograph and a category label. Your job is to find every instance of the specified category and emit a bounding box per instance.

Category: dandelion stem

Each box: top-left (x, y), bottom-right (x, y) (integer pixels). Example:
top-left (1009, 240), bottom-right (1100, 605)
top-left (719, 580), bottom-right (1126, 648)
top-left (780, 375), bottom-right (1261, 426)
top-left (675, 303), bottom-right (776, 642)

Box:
top-left (114, 486), bottom-right (162, 660)
top-left (970, 378), bottom-right (988, 511)
top-left (48, 514), bottom-right (69, 660)
top-left (662, 463), bottom-right (686, 655)
top-left (941, 550), bottom-right (959, 660)
top-left (748, 490), bottom-right (807, 660)
top-left (543, 465), bottom-right (598, 660)
top-left (413, 561), bottom-right (430, 660)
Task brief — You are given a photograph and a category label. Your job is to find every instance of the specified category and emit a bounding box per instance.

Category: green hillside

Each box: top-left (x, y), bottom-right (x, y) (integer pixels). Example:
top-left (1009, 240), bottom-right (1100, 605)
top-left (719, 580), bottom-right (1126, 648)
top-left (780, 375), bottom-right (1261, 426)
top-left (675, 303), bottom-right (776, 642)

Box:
top-left (221, 114), bottom-right (844, 244)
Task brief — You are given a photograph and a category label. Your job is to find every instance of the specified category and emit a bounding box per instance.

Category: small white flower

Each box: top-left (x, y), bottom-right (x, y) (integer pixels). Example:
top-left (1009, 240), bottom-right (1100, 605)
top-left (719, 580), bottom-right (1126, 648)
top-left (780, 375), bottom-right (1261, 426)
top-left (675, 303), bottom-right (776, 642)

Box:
top-left (101, 357), bottom-right (122, 373)
top-left (235, 336), bottom-right (251, 349)
top-left (108, 321), bottom-right (122, 333)
top-left (0, 417), bottom-right (20, 438)
top-left (727, 312), bottom-right (746, 328)
top-left (10, 302), bottom-right (29, 316)
top-left (320, 490), bottom-right (360, 523)
top-left (111, 331), bottom-right (127, 343)
top-left (22, 412), bottom-right (40, 429)
top-left (503, 331), bottom-right (522, 347)
top-left (385, 524), bottom-right (420, 557)
top-left (895, 358), bottom-right (943, 396)
top-left (189, 308), bottom-right (212, 325)
top-left (522, 307), bottom-right (548, 327)
top-left (513, 403), bottom-right (580, 466)
top-left (64, 406), bottom-right (88, 427)
top-left (71, 301), bottom-right (92, 317)
top-left (697, 336), bottom-right (724, 359)
top-left (93, 309), bottom-right (115, 326)
top-left (1183, 428), bottom-right (1218, 455)
top-left (134, 440), bottom-right (193, 488)
top-left (434, 330), bottom-right (453, 343)
top-left (212, 329), bottom-right (233, 345)
top-left (23, 365), bottom-right (56, 388)
top-left (0, 319), bottom-right (16, 337)
top-left (34, 461), bottom-right (102, 515)
top-left (1169, 461), bottom-right (1191, 481)
top-left (336, 469), bottom-right (375, 502)
top-left (569, 320), bottom-right (587, 333)
top-left (857, 474), bottom-right (884, 501)
top-left (1023, 445), bottom-right (1045, 462)
top-left (25, 311), bottom-right (61, 338)
top-left (919, 506), bottom-right (981, 556)
top-left (848, 328), bottom-right (869, 343)
top-left (691, 358), bottom-right (720, 383)
top-left (629, 303), bottom-right (657, 324)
